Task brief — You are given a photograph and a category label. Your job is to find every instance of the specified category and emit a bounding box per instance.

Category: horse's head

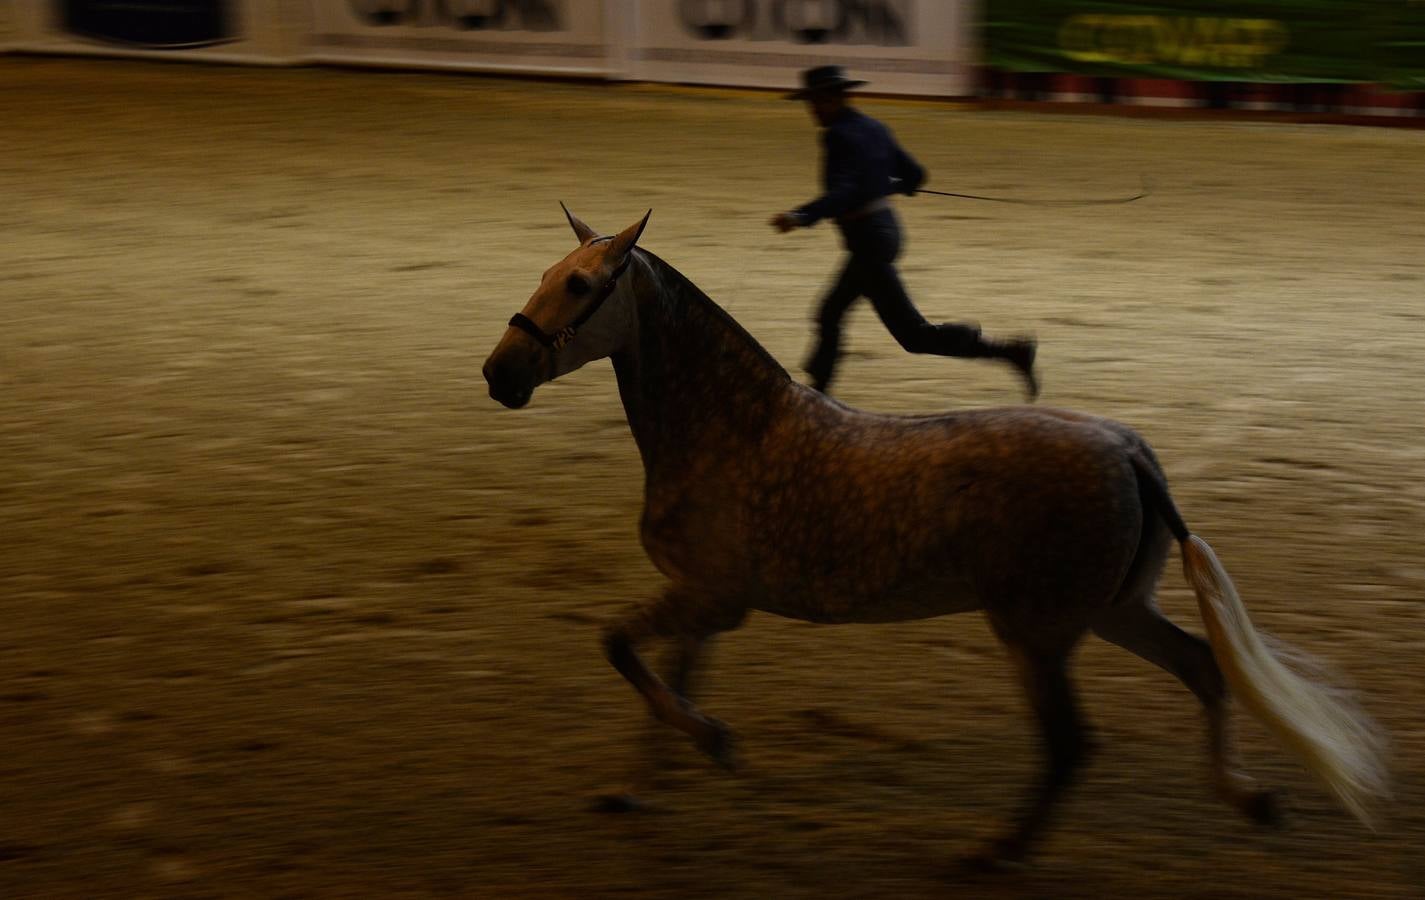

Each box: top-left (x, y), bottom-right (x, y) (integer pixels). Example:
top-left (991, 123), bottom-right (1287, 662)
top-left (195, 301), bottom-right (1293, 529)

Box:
top-left (483, 205), bottom-right (649, 409)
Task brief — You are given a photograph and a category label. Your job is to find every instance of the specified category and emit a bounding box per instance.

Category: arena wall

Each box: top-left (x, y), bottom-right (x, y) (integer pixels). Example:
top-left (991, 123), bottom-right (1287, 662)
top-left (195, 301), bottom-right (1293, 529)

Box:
top-left (4, 1), bottom-right (1419, 121)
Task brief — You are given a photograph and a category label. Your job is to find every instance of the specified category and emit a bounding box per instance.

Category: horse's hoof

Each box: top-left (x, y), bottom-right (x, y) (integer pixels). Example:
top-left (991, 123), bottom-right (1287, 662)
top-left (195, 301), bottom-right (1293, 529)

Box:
top-left (590, 792), bottom-right (648, 813)
top-left (1244, 789), bottom-right (1287, 828)
top-left (961, 850), bottom-right (1028, 875)
top-left (695, 717), bottom-right (737, 772)
top-left (960, 837), bottom-right (1029, 874)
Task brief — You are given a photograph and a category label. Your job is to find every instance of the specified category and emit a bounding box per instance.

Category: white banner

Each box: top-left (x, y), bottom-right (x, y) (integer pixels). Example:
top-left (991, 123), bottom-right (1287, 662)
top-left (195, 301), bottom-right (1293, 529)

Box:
top-left (630, 0), bottom-right (975, 96)
top-left (10, 0), bottom-right (299, 63)
top-left (307, 0), bottom-right (615, 76)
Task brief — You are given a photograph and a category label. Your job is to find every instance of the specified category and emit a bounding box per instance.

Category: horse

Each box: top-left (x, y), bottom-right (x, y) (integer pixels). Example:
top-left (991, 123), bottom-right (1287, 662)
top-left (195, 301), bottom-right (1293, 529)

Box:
top-left (481, 206), bottom-right (1388, 868)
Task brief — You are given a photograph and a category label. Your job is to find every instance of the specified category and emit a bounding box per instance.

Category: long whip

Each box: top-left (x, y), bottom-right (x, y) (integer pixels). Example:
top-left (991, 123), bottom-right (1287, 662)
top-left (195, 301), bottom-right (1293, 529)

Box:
top-left (913, 176), bottom-right (1153, 207)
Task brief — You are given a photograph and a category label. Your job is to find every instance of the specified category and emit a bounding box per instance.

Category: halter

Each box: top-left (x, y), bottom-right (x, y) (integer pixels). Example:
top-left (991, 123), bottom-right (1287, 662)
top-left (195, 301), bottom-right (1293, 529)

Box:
top-left (508, 250), bottom-right (631, 352)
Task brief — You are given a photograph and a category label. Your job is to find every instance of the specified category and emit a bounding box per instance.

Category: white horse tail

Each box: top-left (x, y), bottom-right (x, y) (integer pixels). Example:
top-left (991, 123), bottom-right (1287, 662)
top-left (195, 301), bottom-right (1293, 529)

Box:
top-left (1180, 534), bottom-right (1390, 828)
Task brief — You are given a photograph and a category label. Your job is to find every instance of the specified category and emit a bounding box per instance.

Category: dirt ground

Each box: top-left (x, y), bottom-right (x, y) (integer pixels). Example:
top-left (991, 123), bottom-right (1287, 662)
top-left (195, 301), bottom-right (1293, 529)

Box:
top-left (2, 57), bottom-right (1423, 899)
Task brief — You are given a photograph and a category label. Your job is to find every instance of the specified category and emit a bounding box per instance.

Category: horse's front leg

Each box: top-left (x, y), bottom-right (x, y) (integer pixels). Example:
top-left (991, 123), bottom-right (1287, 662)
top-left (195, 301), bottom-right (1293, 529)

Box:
top-left (603, 586), bottom-right (746, 771)
top-left (599, 634), bottom-right (717, 811)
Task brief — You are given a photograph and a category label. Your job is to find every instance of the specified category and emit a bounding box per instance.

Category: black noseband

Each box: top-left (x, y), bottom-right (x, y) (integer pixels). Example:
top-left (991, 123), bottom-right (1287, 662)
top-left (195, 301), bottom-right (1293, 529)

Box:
top-left (509, 254), bottom-right (631, 351)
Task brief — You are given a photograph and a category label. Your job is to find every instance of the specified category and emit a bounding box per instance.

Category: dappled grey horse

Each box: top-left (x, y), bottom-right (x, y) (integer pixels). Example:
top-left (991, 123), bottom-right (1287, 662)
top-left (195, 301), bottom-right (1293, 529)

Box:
top-left (482, 207), bottom-right (1388, 867)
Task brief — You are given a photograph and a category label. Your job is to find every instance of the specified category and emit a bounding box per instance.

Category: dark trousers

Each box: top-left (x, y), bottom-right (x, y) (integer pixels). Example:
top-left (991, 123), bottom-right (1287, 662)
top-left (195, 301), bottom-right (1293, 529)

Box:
top-left (804, 209), bottom-right (987, 390)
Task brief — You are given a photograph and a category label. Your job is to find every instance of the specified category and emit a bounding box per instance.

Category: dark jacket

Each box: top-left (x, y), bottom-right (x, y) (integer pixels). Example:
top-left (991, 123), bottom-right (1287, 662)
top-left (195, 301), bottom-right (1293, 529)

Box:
top-left (793, 107), bottom-right (926, 227)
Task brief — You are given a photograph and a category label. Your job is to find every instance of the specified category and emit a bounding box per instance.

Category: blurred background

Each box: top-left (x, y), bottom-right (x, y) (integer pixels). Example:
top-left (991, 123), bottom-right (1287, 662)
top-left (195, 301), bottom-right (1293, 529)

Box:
top-left (1, 2), bottom-right (1422, 897)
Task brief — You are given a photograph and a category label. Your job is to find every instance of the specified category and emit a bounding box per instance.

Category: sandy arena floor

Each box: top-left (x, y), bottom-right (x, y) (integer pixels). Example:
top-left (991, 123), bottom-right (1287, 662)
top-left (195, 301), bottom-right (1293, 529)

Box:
top-left (1, 57), bottom-right (1423, 898)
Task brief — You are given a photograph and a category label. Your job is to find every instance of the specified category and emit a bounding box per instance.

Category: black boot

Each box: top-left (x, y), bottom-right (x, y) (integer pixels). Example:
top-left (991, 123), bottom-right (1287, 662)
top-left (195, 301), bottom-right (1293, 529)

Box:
top-left (803, 350), bottom-right (836, 394)
top-left (989, 337), bottom-right (1039, 401)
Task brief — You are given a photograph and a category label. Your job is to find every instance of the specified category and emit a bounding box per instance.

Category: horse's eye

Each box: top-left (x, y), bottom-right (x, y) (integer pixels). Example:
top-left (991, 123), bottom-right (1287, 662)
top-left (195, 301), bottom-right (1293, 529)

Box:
top-left (566, 275), bottom-right (590, 297)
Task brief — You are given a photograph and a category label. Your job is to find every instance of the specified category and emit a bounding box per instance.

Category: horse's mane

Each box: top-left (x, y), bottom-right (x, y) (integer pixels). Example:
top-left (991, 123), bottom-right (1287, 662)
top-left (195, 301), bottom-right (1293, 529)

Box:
top-left (632, 247), bottom-right (790, 380)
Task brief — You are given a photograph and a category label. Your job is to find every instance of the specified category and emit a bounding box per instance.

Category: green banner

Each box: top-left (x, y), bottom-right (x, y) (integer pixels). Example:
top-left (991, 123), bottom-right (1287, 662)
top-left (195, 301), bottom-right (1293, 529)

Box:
top-left (1378, 3), bottom-right (1425, 90)
top-left (983, 1), bottom-right (1425, 89)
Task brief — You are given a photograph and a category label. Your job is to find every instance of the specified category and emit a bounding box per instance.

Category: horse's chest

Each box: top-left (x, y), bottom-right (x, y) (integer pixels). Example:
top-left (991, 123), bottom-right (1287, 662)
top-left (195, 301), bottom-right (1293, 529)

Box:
top-left (639, 491), bottom-right (746, 586)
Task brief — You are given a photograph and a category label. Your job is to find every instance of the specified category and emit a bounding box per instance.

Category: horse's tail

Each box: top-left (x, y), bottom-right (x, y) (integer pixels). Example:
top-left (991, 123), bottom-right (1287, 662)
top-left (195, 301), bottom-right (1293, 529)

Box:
top-left (1131, 455), bottom-right (1390, 828)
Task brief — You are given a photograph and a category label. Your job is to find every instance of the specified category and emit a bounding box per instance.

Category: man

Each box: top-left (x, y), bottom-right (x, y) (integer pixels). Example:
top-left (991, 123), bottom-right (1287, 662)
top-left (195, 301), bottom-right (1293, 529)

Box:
top-left (771, 65), bottom-right (1039, 399)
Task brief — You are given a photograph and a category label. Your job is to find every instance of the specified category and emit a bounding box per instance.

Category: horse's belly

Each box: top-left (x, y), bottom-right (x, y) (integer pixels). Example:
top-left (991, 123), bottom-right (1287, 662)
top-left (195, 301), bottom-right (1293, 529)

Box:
top-left (754, 572), bottom-right (983, 624)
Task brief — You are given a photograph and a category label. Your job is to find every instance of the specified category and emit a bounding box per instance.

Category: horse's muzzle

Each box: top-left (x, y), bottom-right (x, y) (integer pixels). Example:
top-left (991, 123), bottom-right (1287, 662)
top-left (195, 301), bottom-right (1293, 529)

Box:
top-left (483, 352), bottom-right (535, 409)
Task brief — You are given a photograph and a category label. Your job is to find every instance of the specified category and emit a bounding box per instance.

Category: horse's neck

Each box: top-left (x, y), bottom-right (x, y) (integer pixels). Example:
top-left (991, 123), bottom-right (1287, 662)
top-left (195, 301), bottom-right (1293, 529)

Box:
top-left (611, 254), bottom-right (792, 478)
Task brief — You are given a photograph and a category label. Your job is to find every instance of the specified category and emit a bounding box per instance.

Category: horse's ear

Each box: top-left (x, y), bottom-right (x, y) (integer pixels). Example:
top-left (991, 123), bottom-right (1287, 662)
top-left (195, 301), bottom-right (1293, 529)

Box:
top-left (607, 209), bottom-right (651, 263)
top-left (560, 201), bottom-right (598, 245)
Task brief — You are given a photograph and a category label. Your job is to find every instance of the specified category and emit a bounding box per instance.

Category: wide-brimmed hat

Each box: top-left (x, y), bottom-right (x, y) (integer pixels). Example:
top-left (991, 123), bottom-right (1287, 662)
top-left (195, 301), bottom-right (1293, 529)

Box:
top-left (786, 65), bottom-right (868, 100)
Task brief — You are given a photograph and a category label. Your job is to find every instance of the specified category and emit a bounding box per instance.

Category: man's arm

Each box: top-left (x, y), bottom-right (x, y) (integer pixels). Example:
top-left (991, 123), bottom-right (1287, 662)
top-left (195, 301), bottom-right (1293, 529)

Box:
top-left (791, 130), bottom-right (876, 227)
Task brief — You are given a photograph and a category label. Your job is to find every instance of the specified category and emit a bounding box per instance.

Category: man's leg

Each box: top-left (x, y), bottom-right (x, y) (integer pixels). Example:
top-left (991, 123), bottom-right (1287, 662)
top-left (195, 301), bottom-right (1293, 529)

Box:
top-left (863, 258), bottom-right (1041, 400)
top-left (804, 257), bottom-right (866, 393)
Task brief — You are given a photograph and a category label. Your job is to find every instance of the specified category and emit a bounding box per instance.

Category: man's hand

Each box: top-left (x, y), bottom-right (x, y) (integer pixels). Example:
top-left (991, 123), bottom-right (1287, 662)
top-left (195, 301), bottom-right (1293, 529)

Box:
top-left (891, 176), bottom-right (918, 197)
top-left (770, 212), bottom-right (800, 233)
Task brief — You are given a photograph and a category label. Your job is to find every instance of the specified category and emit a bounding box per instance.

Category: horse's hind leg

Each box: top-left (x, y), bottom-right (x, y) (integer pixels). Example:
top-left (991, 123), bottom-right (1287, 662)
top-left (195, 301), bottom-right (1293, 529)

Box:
top-left (603, 586), bottom-right (745, 771)
top-left (1091, 601), bottom-right (1281, 825)
top-left (974, 627), bottom-right (1091, 869)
